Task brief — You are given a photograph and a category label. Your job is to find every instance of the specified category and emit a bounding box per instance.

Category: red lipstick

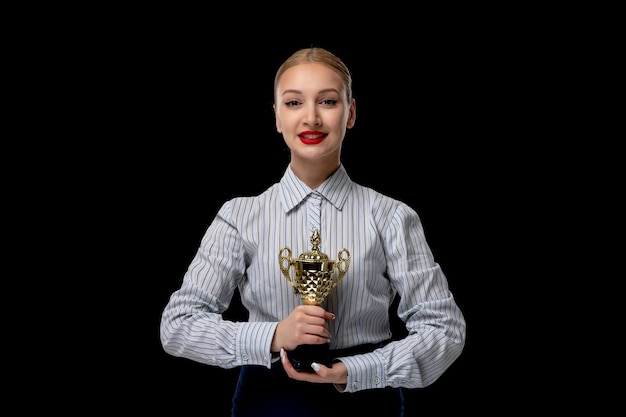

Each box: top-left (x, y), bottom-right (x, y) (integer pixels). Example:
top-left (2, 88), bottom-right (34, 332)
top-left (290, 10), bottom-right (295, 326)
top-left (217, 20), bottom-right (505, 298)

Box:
top-left (298, 131), bottom-right (326, 145)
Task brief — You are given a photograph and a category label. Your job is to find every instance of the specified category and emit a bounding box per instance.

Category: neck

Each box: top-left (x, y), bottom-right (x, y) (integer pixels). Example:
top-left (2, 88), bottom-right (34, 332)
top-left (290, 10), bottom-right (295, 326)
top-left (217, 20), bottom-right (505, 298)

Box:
top-left (290, 159), bottom-right (340, 189)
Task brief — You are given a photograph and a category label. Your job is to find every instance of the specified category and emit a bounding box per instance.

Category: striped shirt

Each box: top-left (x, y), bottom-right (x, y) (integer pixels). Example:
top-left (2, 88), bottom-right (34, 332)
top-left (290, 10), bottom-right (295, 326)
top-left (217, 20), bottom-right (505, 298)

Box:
top-left (160, 164), bottom-right (466, 392)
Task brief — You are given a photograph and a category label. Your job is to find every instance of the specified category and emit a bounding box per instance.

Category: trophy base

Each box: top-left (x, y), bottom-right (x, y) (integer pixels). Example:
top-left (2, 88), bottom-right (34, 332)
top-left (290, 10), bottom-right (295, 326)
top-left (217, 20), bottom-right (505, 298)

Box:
top-left (289, 343), bottom-right (331, 372)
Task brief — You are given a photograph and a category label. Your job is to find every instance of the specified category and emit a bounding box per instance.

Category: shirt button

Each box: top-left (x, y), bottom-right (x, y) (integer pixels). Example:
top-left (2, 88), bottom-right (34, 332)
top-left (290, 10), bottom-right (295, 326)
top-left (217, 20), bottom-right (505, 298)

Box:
top-left (352, 382), bottom-right (358, 390)
top-left (242, 353), bottom-right (249, 361)
top-left (373, 376), bottom-right (381, 385)
top-left (263, 355), bottom-right (268, 361)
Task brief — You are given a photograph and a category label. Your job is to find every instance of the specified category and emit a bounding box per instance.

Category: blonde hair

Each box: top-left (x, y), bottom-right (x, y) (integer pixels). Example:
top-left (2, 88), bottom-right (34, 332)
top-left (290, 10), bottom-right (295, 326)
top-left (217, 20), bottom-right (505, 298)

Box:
top-left (274, 47), bottom-right (353, 103)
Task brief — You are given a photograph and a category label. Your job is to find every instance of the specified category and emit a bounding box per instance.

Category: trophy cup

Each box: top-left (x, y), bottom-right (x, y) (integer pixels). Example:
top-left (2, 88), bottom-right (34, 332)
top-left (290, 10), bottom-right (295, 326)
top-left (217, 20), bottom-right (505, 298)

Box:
top-left (279, 228), bottom-right (350, 372)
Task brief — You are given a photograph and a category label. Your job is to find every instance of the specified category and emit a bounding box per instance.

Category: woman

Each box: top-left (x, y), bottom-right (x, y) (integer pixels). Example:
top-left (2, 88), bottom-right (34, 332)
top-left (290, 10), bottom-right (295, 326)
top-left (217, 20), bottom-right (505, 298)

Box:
top-left (160, 47), bottom-right (466, 417)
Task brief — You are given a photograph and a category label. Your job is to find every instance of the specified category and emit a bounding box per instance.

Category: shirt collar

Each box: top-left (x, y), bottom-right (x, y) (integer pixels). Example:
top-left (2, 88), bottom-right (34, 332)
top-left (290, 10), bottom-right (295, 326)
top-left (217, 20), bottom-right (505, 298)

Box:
top-left (279, 164), bottom-right (352, 213)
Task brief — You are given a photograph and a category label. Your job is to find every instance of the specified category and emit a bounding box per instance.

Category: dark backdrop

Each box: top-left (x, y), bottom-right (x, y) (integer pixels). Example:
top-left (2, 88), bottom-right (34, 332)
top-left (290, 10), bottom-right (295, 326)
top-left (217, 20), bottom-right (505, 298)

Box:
top-left (71, 23), bottom-right (538, 415)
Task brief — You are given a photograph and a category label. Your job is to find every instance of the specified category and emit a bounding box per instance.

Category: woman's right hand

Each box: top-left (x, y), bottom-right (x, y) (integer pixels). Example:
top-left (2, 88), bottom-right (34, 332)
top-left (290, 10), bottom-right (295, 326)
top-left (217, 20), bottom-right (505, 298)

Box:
top-left (271, 305), bottom-right (335, 352)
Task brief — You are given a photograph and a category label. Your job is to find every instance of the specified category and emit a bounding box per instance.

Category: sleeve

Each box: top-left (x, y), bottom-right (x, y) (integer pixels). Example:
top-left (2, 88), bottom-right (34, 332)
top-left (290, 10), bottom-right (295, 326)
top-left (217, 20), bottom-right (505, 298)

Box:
top-left (159, 200), bottom-right (279, 369)
top-left (336, 202), bottom-right (466, 392)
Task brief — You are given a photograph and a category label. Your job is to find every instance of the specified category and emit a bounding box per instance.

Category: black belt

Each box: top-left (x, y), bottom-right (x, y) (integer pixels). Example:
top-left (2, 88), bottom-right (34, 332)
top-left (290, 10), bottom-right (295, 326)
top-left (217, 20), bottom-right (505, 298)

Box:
top-left (329, 339), bottom-right (392, 359)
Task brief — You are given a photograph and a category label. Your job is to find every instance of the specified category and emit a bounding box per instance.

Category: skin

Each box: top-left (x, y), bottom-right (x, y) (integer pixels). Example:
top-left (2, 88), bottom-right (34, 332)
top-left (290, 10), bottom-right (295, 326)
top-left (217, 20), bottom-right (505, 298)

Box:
top-left (270, 62), bottom-right (356, 386)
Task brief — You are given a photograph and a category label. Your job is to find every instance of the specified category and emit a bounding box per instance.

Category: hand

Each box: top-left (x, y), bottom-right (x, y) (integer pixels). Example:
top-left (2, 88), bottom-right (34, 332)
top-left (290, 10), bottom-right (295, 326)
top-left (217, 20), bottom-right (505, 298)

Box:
top-left (271, 305), bottom-right (335, 352)
top-left (280, 348), bottom-right (349, 385)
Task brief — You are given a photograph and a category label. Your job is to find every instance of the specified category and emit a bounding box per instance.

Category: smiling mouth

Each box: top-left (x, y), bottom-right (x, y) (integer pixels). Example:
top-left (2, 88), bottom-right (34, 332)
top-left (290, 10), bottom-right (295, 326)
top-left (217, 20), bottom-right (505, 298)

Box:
top-left (299, 136), bottom-right (325, 144)
top-left (299, 132), bottom-right (326, 144)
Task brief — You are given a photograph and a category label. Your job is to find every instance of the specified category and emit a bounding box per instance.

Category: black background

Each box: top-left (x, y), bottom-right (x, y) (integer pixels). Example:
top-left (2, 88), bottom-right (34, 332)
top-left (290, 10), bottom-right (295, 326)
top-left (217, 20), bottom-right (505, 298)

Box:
top-left (11, 4), bottom-right (617, 413)
top-left (46, 14), bottom-right (556, 415)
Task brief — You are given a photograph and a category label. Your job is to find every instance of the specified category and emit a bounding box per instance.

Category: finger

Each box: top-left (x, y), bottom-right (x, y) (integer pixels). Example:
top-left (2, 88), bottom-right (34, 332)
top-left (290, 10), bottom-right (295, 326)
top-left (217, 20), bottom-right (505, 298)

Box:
top-left (280, 348), bottom-right (306, 380)
top-left (300, 305), bottom-right (329, 319)
top-left (280, 348), bottom-right (293, 371)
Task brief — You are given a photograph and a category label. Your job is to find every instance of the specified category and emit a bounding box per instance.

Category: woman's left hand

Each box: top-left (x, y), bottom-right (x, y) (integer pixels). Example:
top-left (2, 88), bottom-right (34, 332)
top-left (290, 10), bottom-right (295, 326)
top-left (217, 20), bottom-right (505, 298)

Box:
top-left (280, 348), bottom-right (348, 385)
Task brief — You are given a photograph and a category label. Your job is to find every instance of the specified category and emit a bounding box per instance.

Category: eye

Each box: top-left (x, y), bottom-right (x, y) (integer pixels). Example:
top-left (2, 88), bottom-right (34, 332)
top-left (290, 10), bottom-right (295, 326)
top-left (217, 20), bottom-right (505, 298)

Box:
top-left (320, 99), bottom-right (338, 106)
top-left (284, 100), bottom-right (301, 107)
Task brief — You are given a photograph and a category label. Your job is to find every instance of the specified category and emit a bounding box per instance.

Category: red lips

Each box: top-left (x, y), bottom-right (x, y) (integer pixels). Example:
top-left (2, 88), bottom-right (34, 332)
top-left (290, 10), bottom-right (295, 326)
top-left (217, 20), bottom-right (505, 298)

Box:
top-left (298, 131), bottom-right (326, 144)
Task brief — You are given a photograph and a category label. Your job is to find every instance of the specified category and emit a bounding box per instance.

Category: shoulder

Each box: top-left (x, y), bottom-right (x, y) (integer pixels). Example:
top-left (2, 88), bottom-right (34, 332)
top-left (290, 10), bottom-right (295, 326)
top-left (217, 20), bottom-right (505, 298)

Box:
top-left (218, 183), bottom-right (281, 216)
top-left (350, 182), bottom-right (422, 229)
top-left (351, 182), bottom-right (412, 210)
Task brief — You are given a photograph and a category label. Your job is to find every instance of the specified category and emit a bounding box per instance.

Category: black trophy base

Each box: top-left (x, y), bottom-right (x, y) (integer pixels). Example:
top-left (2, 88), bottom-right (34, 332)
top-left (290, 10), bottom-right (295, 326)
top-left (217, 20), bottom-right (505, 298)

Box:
top-left (289, 343), bottom-right (331, 372)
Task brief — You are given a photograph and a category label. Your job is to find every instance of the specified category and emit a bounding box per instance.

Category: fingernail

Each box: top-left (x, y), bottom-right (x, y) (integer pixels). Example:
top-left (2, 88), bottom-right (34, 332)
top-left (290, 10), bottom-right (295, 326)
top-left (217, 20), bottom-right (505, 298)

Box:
top-left (280, 348), bottom-right (284, 361)
top-left (330, 313), bottom-right (336, 320)
top-left (311, 362), bottom-right (320, 372)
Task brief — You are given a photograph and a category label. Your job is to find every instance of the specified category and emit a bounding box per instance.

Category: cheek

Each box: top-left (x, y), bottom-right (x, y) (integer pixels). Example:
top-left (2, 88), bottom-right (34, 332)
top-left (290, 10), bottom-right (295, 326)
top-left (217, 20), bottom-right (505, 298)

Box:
top-left (276, 113), bottom-right (296, 133)
top-left (330, 113), bottom-right (349, 130)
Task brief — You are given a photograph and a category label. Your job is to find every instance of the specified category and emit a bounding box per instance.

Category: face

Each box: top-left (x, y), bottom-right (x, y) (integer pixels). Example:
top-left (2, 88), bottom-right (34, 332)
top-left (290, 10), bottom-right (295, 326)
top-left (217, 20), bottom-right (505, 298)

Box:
top-left (274, 62), bottom-right (356, 165)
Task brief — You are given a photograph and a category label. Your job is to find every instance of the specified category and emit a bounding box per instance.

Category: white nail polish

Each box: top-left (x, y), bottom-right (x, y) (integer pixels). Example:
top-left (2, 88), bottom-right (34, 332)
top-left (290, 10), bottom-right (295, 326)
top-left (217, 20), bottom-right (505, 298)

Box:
top-left (311, 362), bottom-right (320, 372)
top-left (280, 348), bottom-right (284, 360)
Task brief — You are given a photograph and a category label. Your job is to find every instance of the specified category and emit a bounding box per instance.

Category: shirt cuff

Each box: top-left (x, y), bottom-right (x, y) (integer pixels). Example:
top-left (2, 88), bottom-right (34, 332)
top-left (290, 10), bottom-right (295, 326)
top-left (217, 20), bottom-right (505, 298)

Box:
top-left (236, 321), bottom-right (279, 367)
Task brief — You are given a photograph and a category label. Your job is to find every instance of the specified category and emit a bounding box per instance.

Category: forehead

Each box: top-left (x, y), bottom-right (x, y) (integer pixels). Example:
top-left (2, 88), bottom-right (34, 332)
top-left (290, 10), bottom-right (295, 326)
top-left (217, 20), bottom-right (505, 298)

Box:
top-left (277, 62), bottom-right (344, 95)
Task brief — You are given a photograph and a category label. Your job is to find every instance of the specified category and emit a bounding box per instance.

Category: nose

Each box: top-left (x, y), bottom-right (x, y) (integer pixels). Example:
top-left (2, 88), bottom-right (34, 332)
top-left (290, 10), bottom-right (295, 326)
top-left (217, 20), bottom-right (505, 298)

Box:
top-left (304, 105), bottom-right (321, 126)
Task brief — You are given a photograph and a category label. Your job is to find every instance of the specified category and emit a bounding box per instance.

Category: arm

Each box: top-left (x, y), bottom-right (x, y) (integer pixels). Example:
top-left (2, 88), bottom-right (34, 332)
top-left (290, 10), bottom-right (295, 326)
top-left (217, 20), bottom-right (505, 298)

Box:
top-left (283, 203), bottom-right (466, 392)
top-left (338, 203), bottom-right (466, 392)
top-left (159, 201), bottom-right (279, 369)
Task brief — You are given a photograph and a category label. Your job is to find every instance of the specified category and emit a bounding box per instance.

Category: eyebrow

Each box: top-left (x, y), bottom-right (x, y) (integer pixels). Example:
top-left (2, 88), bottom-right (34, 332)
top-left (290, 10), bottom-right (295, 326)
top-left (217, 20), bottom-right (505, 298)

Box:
top-left (280, 88), bottom-right (341, 97)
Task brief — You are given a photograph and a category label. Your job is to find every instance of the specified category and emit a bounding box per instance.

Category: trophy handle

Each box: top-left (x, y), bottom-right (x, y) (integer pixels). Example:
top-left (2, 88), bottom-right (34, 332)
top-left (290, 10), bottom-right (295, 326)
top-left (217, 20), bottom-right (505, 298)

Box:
top-left (279, 247), bottom-right (296, 289)
top-left (333, 248), bottom-right (351, 287)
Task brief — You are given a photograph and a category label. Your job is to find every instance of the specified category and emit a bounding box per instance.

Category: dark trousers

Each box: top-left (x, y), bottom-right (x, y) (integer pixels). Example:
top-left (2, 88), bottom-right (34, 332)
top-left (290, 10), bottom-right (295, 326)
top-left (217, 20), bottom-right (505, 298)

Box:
top-left (231, 342), bottom-right (404, 417)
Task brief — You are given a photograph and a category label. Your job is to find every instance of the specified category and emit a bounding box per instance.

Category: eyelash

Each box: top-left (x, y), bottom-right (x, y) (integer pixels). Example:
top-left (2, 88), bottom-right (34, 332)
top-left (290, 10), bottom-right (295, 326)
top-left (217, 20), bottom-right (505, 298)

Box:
top-left (284, 99), bottom-right (338, 107)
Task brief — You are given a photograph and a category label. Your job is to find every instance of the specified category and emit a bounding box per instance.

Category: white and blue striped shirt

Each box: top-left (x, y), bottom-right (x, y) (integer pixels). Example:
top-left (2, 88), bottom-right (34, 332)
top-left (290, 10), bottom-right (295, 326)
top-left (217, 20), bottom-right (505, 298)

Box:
top-left (160, 164), bottom-right (466, 392)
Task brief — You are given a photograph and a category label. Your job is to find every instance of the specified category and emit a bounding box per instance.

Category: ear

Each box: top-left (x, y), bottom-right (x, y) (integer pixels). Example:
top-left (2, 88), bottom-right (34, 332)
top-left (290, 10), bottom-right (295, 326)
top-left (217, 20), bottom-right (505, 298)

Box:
top-left (273, 104), bottom-right (282, 133)
top-left (346, 99), bottom-right (356, 129)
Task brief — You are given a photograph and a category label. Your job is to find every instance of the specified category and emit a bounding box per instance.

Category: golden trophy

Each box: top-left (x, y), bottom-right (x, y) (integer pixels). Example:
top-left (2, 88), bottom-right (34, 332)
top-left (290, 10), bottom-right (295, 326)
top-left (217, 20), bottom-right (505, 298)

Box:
top-left (279, 228), bottom-right (350, 372)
